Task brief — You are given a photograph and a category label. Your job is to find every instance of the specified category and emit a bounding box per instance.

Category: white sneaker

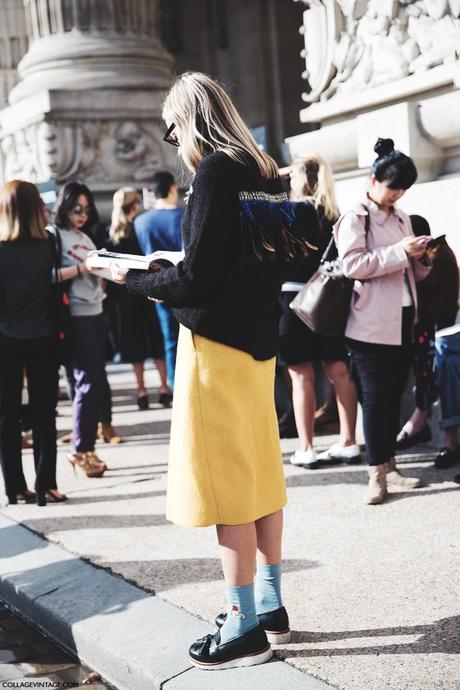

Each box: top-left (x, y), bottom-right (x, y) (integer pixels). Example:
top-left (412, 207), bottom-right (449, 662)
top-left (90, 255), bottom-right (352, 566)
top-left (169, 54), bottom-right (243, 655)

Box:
top-left (317, 442), bottom-right (361, 465)
top-left (290, 448), bottom-right (319, 469)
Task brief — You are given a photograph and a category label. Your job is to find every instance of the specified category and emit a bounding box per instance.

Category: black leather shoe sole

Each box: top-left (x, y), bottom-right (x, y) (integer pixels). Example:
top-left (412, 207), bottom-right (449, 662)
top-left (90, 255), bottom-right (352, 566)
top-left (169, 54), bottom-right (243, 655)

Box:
top-left (189, 625), bottom-right (272, 670)
top-left (215, 607), bottom-right (290, 645)
top-left (302, 461), bottom-right (321, 470)
top-left (318, 454), bottom-right (362, 467)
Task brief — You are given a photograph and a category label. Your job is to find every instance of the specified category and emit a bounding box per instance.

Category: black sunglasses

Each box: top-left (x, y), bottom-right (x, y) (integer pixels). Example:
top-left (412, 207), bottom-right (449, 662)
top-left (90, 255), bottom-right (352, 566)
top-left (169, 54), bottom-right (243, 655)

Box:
top-left (72, 205), bottom-right (90, 216)
top-left (163, 123), bottom-right (180, 147)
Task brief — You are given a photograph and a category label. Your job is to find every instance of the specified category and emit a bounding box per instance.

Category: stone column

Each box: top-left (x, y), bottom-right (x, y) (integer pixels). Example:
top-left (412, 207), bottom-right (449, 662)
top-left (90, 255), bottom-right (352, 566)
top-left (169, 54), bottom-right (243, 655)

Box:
top-left (11, 0), bottom-right (171, 101)
top-left (0, 1), bottom-right (28, 110)
top-left (0, 0), bottom-right (178, 214)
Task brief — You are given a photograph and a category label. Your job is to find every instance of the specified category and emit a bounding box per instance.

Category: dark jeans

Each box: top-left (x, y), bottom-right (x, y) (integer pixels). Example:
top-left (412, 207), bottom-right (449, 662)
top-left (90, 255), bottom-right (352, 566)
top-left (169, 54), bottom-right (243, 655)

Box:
top-left (347, 308), bottom-right (414, 466)
top-left (64, 364), bottom-right (112, 424)
top-left (0, 335), bottom-right (58, 497)
top-left (155, 303), bottom-right (179, 388)
top-left (70, 314), bottom-right (107, 452)
top-left (435, 328), bottom-right (460, 429)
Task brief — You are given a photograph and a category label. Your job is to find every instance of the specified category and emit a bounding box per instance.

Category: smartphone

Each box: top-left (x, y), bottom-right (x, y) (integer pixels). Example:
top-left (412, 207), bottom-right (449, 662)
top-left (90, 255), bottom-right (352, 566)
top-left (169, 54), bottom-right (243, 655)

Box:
top-left (426, 234), bottom-right (446, 247)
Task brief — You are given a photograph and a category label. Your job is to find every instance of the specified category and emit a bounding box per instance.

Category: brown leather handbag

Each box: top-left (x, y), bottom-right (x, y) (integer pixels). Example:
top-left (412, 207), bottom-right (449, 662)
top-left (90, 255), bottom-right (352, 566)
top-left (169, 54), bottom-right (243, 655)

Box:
top-left (290, 207), bottom-right (369, 337)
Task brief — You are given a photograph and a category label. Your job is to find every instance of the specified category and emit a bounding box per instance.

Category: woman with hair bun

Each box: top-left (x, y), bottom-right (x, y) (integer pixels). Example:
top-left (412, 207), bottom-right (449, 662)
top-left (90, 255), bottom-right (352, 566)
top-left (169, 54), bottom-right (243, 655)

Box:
top-left (106, 187), bottom-right (170, 409)
top-left (335, 138), bottom-right (431, 505)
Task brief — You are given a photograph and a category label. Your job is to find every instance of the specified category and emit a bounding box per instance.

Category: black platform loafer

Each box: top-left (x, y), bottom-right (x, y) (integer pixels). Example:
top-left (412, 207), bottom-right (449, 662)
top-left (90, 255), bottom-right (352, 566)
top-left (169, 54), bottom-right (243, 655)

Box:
top-left (189, 624), bottom-right (272, 670)
top-left (395, 425), bottom-right (432, 450)
top-left (215, 606), bottom-right (290, 645)
top-left (434, 447), bottom-right (460, 469)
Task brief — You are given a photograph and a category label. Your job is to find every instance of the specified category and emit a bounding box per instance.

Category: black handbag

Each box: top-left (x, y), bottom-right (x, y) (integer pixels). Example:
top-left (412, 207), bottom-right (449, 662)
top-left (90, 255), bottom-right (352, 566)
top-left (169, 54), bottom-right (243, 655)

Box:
top-left (49, 228), bottom-right (72, 364)
top-left (289, 206), bottom-right (370, 337)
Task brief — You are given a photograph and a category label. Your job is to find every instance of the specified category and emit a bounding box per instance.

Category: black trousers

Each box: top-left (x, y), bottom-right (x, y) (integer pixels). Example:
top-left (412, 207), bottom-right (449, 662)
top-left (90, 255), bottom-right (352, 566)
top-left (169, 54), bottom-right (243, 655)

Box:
top-left (0, 335), bottom-right (58, 497)
top-left (347, 308), bottom-right (414, 466)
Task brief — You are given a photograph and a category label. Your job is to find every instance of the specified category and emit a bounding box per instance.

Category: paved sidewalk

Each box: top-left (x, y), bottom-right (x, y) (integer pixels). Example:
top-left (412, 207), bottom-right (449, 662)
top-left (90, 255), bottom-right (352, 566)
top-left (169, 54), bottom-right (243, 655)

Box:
top-left (1, 364), bottom-right (459, 690)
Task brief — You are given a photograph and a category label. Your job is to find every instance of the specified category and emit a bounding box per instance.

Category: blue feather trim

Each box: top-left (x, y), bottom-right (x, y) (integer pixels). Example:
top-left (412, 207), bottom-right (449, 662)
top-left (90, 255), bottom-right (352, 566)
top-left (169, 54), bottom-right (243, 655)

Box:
top-left (238, 191), bottom-right (310, 260)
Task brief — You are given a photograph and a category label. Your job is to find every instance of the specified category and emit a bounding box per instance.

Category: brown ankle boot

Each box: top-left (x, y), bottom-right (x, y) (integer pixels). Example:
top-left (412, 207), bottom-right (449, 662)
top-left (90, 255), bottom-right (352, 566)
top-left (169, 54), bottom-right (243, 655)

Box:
top-left (97, 422), bottom-right (123, 444)
top-left (367, 465), bottom-right (387, 504)
top-left (385, 458), bottom-right (422, 489)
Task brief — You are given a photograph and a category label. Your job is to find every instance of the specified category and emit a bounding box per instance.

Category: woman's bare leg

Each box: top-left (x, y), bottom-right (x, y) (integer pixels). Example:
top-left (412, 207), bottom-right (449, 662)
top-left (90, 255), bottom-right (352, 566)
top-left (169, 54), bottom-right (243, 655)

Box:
top-left (288, 363), bottom-right (315, 450)
top-left (255, 510), bottom-right (283, 565)
top-left (400, 407), bottom-right (429, 436)
top-left (216, 522), bottom-right (257, 586)
top-left (132, 362), bottom-right (147, 397)
top-left (323, 360), bottom-right (357, 446)
top-left (154, 358), bottom-right (170, 394)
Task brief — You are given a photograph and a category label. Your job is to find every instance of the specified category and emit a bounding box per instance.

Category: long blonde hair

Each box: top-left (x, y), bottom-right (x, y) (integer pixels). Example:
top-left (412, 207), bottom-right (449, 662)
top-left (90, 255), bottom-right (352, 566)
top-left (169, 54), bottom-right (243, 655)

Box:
top-left (291, 153), bottom-right (340, 221)
top-left (109, 187), bottom-right (141, 245)
top-left (0, 180), bottom-right (47, 241)
top-left (162, 72), bottom-right (278, 178)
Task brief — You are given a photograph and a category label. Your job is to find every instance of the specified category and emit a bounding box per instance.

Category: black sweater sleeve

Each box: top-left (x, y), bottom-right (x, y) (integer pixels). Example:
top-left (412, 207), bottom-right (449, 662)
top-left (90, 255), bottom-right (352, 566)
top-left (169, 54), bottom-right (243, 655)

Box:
top-left (126, 153), bottom-right (236, 307)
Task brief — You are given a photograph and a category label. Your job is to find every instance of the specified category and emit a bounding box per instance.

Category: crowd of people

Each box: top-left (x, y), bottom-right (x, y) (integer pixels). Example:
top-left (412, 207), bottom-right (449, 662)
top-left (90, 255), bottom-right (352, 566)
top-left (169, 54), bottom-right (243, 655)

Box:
top-left (0, 169), bottom-right (184, 504)
top-left (0, 69), bottom-right (459, 672)
top-left (276, 140), bottom-right (460, 504)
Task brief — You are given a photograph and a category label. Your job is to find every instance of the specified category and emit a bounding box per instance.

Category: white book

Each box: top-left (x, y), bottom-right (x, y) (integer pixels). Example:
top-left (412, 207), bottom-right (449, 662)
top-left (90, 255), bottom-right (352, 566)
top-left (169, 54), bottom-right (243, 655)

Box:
top-left (86, 249), bottom-right (184, 281)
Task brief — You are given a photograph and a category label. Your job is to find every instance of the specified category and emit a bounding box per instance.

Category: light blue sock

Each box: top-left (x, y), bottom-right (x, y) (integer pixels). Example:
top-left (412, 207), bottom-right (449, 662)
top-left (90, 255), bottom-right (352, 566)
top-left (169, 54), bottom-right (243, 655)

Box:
top-left (219, 584), bottom-right (259, 644)
top-left (255, 563), bottom-right (282, 615)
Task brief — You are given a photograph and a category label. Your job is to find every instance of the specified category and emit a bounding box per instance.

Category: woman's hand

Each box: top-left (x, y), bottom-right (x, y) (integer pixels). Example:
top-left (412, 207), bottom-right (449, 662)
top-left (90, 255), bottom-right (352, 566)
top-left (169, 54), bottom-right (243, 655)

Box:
top-left (110, 262), bottom-right (128, 285)
top-left (402, 236), bottom-right (429, 259)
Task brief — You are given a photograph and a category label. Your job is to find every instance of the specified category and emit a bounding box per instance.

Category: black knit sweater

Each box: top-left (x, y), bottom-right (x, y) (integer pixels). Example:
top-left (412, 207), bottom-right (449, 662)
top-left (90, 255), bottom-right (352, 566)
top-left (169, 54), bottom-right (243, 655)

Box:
top-left (126, 151), bottom-right (307, 360)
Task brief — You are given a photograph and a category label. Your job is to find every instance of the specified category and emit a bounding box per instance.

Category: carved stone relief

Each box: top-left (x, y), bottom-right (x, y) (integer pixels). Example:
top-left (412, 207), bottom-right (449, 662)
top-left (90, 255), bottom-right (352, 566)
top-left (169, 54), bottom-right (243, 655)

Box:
top-left (0, 119), bottom-right (169, 185)
top-left (301, 0), bottom-right (460, 102)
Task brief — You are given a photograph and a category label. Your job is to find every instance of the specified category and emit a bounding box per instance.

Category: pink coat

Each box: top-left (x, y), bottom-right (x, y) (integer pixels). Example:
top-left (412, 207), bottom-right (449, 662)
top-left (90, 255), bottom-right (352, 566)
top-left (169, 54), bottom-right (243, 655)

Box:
top-left (334, 199), bottom-right (431, 345)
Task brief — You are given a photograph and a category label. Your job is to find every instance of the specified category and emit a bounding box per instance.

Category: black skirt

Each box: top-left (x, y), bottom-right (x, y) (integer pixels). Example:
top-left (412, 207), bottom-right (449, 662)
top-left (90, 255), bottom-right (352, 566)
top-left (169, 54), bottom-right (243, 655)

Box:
top-left (114, 288), bottom-right (164, 363)
top-left (278, 292), bottom-right (348, 365)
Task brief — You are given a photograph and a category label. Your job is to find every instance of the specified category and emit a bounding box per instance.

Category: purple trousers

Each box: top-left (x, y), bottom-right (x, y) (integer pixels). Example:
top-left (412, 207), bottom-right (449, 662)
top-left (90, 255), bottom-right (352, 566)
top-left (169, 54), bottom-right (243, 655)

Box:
top-left (70, 314), bottom-right (106, 453)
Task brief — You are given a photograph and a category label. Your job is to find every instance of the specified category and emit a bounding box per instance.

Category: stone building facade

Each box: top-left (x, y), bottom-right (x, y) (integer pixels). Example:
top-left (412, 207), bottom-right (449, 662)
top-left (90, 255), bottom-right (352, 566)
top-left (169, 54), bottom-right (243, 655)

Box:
top-left (0, 0), bottom-right (180, 216)
top-left (0, 0), bottom-right (458, 239)
top-left (0, 1), bottom-right (28, 112)
top-left (0, 0), bottom-right (305, 216)
top-left (288, 0), bottom-right (460, 251)
top-left (158, 0), bottom-right (306, 161)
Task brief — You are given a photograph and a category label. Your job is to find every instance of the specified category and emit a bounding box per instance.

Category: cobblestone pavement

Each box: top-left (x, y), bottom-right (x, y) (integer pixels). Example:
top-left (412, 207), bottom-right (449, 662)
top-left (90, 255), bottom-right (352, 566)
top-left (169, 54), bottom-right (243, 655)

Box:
top-left (0, 602), bottom-right (111, 690)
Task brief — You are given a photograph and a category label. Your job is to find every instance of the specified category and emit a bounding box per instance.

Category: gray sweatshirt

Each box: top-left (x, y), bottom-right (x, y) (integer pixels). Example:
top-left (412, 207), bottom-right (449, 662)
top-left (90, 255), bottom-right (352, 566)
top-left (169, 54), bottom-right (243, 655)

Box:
top-left (57, 227), bottom-right (104, 317)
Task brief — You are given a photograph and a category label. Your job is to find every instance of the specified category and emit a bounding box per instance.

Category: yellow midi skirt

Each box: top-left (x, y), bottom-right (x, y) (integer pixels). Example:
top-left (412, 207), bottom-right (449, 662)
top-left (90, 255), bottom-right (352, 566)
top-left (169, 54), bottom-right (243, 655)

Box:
top-left (166, 327), bottom-right (287, 528)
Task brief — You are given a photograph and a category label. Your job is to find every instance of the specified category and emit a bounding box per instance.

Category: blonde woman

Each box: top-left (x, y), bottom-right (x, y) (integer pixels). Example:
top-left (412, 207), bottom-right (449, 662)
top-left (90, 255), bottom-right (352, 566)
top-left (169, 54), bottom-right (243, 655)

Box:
top-left (111, 72), bottom-right (313, 669)
top-left (280, 154), bottom-right (360, 469)
top-left (106, 187), bottom-right (171, 409)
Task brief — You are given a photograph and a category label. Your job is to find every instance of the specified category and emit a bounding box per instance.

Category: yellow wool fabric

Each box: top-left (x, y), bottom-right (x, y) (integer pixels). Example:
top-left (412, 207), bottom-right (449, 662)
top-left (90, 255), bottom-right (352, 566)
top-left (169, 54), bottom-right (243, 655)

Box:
top-left (166, 327), bottom-right (287, 528)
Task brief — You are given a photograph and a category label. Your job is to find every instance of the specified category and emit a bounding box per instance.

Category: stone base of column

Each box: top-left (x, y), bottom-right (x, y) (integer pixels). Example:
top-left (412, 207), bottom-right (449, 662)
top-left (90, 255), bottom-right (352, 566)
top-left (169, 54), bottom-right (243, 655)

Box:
top-left (0, 88), bottom-right (181, 217)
